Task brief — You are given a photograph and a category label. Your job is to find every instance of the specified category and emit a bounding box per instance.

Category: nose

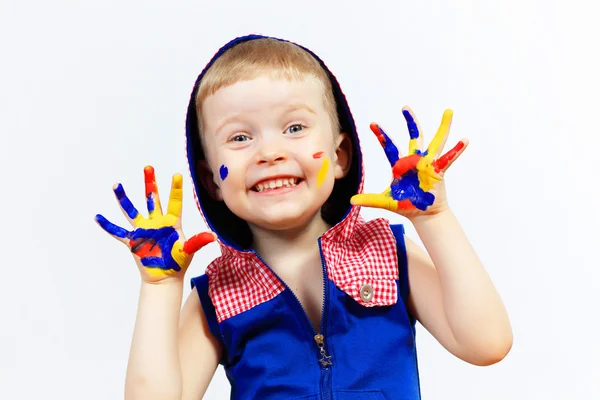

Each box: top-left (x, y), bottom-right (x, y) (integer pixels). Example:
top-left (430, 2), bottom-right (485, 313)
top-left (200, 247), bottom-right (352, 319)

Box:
top-left (257, 137), bottom-right (287, 165)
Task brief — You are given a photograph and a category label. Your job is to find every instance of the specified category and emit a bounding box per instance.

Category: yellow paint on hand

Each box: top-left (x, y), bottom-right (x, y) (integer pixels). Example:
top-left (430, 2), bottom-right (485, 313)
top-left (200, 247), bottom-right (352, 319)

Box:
top-left (409, 138), bottom-right (419, 155)
top-left (427, 109), bottom-right (453, 156)
top-left (350, 189), bottom-right (400, 212)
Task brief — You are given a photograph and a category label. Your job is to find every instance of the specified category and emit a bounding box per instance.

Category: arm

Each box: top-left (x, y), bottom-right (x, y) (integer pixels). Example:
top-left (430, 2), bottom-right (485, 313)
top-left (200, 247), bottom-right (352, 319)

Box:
top-left (95, 166), bottom-right (219, 399)
top-left (179, 287), bottom-right (222, 399)
top-left (406, 209), bottom-right (512, 366)
top-left (124, 282), bottom-right (222, 399)
top-left (125, 279), bottom-right (185, 399)
top-left (350, 108), bottom-right (512, 366)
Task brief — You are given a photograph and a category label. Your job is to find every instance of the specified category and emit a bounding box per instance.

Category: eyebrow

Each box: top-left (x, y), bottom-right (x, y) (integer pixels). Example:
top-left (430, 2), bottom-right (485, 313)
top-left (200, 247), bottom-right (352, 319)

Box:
top-left (284, 103), bottom-right (317, 115)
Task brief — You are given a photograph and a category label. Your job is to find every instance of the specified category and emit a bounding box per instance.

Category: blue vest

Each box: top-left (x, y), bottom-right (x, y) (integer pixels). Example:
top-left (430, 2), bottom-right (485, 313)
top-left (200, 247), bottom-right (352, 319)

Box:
top-left (191, 224), bottom-right (421, 400)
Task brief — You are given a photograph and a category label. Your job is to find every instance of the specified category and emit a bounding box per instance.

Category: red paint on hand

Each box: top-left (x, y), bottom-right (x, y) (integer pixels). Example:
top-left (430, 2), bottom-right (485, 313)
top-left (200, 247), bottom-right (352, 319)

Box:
top-left (370, 123), bottom-right (387, 145)
top-left (130, 239), bottom-right (162, 258)
top-left (183, 232), bottom-right (216, 254)
top-left (396, 199), bottom-right (416, 210)
top-left (313, 151), bottom-right (324, 159)
top-left (144, 166), bottom-right (157, 197)
top-left (392, 154), bottom-right (420, 178)
top-left (434, 141), bottom-right (465, 172)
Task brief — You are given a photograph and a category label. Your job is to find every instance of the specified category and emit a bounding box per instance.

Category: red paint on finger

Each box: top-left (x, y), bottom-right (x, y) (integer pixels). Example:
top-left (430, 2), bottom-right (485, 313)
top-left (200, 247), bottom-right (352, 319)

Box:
top-left (313, 151), bottom-right (324, 159)
top-left (370, 123), bottom-right (387, 145)
top-left (144, 166), bottom-right (157, 197)
top-left (434, 141), bottom-right (465, 172)
top-left (183, 232), bottom-right (216, 254)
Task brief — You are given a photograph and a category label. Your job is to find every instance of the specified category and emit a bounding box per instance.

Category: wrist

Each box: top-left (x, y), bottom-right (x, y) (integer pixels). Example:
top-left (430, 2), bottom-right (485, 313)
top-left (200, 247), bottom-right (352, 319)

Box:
top-left (141, 274), bottom-right (186, 287)
top-left (409, 206), bottom-right (454, 228)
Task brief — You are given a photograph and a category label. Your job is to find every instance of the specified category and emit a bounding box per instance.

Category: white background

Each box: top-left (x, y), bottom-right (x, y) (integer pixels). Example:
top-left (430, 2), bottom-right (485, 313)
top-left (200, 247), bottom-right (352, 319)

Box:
top-left (1, 0), bottom-right (598, 399)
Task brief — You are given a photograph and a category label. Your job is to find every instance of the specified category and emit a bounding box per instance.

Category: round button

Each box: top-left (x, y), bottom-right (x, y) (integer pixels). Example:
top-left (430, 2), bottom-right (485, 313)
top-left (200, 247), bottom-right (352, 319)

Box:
top-left (359, 284), bottom-right (374, 302)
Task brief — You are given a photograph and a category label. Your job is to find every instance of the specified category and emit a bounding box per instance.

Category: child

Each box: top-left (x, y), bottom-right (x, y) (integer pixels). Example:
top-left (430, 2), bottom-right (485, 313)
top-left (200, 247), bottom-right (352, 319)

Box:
top-left (96, 35), bottom-right (512, 399)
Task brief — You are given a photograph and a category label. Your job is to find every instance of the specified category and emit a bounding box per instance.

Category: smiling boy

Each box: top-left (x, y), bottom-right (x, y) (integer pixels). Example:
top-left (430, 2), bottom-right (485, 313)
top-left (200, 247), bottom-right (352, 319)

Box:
top-left (97, 35), bottom-right (512, 400)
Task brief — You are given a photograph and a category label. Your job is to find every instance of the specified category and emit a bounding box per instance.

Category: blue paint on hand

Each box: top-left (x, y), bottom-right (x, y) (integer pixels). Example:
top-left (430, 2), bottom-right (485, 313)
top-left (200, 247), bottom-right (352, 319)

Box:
top-left (130, 226), bottom-right (182, 272)
top-left (402, 110), bottom-right (420, 140)
top-left (114, 184), bottom-right (139, 219)
top-left (96, 214), bottom-right (131, 239)
top-left (390, 170), bottom-right (435, 211)
top-left (219, 165), bottom-right (228, 181)
top-left (377, 126), bottom-right (400, 166)
top-left (146, 193), bottom-right (155, 213)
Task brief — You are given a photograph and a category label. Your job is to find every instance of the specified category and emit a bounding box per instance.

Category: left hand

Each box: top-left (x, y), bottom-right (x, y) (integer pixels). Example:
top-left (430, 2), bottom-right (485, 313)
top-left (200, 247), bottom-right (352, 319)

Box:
top-left (351, 107), bottom-right (468, 220)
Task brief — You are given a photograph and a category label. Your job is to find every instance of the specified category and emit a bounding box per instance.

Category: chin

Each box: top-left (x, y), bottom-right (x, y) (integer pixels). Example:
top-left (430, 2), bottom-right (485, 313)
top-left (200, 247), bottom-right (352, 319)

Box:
top-left (248, 207), bottom-right (321, 232)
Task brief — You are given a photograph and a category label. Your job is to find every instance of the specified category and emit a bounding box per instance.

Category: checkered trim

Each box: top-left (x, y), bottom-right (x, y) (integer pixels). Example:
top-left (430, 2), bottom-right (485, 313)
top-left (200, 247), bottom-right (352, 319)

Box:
top-left (205, 252), bottom-right (285, 323)
top-left (321, 214), bottom-right (399, 307)
top-left (205, 208), bottom-right (399, 322)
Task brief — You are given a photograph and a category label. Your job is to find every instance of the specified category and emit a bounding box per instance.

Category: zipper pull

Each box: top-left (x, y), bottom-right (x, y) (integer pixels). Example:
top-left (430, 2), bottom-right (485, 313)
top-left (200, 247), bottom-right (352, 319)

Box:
top-left (314, 334), bottom-right (333, 367)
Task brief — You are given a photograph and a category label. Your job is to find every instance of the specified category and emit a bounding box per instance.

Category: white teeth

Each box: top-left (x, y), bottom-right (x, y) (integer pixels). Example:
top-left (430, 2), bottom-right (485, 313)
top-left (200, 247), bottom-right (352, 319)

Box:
top-left (254, 178), bottom-right (299, 192)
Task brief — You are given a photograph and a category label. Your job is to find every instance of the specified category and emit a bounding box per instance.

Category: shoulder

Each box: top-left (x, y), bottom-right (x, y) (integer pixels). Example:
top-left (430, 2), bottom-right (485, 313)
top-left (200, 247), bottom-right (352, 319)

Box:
top-left (198, 254), bottom-right (286, 323)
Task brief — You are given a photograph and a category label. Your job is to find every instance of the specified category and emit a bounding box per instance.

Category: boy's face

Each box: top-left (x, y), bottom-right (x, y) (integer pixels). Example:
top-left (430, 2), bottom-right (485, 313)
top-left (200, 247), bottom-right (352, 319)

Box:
top-left (199, 74), bottom-right (350, 232)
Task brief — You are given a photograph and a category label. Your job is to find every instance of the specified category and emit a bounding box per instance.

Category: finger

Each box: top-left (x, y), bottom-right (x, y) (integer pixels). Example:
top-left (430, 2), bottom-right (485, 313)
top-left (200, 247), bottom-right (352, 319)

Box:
top-left (183, 232), bottom-right (217, 255)
top-left (369, 123), bottom-right (401, 166)
top-left (144, 165), bottom-right (163, 217)
top-left (350, 193), bottom-right (399, 213)
top-left (427, 109), bottom-right (453, 158)
top-left (113, 183), bottom-right (141, 226)
top-left (402, 106), bottom-right (424, 155)
top-left (94, 214), bottom-right (131, 244)
top-left (433, 139), bottom-right (469, 174)
top-left (167, 173), bottom-right (184, 219)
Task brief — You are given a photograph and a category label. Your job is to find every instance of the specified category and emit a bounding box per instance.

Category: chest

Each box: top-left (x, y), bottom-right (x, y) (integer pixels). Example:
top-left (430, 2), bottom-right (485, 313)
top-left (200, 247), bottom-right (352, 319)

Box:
top-left (276, 261), bottom-right (325, 333)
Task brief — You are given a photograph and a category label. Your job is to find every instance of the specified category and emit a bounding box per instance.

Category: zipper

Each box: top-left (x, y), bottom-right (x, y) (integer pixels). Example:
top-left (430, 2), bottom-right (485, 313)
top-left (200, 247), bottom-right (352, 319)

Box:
top-left (251, 237), bottom-right (333, 398)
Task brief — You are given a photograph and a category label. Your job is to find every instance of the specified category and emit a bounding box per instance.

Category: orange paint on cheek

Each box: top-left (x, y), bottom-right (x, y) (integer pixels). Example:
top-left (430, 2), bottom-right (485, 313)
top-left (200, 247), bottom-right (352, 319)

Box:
top-left (313, 151), bottom-right (324, 159)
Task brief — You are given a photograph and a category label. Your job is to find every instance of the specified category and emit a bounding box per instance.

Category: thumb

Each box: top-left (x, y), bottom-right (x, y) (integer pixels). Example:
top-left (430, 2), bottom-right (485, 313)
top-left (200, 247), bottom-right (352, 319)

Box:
top-left (351, 193), bottom-right (399, 212)
top-left (183, 232), bottom-right (217, 255)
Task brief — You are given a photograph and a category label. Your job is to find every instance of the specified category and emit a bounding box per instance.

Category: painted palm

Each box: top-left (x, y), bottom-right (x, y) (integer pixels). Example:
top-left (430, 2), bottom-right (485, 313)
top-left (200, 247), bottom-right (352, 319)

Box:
top-left (351, 108), bottom-right (468, 218)
top-left (95, 166), bottom-right (215, 282)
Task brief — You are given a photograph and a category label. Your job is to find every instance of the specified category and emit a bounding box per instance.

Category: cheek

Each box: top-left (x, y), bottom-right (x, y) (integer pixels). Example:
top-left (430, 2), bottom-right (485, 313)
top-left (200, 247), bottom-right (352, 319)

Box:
top-left (307, 150), bottom-right (333, 189)
top-left (219, 164), bottom-right (229, 181)
top-left (315, 157), bottom-right (331, 188)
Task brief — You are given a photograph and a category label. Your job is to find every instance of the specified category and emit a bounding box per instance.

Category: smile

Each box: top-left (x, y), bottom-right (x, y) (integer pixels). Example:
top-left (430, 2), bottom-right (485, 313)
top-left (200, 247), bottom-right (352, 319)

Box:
top-left (252, 177), bottom-right (302, 192)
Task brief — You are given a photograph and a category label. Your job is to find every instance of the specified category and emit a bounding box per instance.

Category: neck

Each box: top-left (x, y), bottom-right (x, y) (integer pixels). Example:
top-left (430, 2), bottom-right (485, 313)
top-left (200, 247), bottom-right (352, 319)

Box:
top-left (249, 213), bottom-right (330, 268)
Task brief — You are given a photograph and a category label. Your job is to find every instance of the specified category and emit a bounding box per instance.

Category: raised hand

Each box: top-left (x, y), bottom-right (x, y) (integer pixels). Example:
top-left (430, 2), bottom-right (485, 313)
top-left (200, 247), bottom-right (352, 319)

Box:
top-left (351, 107), bottom-right (468, 219)
top-left (95, 166), bottom-right (215, 283)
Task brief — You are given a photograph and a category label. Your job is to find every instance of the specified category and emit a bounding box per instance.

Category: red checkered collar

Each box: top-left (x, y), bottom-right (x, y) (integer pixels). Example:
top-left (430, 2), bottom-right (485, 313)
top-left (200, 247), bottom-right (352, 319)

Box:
top-left (213, 204), bottom-right (364, 258)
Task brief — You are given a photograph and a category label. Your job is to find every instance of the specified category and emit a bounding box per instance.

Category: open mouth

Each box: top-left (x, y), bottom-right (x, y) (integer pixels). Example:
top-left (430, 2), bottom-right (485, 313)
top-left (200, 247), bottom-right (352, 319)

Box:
top-left (252, 177), bottom-right (303, 193)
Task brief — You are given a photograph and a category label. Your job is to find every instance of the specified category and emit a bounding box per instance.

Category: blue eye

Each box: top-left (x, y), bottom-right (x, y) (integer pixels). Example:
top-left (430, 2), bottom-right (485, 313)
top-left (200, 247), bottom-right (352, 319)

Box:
top-left (285, 124), bottom-right (304, 135)
top-left (231, 134), bottom-right (250, 142)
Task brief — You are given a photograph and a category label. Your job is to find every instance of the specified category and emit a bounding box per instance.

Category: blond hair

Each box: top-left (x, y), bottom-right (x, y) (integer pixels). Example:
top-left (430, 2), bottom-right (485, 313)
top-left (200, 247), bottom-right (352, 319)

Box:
top-left (195, 38), bottom-right (340, 136)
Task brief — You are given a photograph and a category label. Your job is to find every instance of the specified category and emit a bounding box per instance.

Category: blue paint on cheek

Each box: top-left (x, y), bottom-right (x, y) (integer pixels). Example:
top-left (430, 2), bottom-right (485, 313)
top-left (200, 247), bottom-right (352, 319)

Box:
top-left (219, 165), bottom-right (228, 181)
top-left (390, 170), bottom-right (435, 211)
top-left (114, 184), bottom-right (139, 219)
top-left (402, 110), bottom-right (420, 140)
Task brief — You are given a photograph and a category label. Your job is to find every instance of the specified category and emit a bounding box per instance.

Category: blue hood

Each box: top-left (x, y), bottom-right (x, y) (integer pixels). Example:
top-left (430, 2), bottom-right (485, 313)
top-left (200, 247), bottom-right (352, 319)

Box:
top-left (185, 35), bottom-right (364, 251)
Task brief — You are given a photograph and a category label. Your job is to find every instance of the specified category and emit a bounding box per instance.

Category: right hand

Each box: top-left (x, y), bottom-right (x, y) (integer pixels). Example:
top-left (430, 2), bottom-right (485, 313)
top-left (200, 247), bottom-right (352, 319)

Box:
top-left (95, 165), bottom-right (216, 283)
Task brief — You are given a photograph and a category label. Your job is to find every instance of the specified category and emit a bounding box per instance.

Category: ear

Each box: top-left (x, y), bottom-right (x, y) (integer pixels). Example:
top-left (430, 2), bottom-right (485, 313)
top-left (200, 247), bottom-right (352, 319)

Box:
top-left (196, 160), bottom-right (223, 201)
top-left (333, 133), bottom-right (352, 179)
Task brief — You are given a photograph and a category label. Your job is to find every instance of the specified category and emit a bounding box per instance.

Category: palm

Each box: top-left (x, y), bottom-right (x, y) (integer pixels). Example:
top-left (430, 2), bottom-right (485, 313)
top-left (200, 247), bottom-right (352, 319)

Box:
top-left (95, 166), bottom-right (215, 282)
top-left (351, 107), bottom-right (468, 219)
